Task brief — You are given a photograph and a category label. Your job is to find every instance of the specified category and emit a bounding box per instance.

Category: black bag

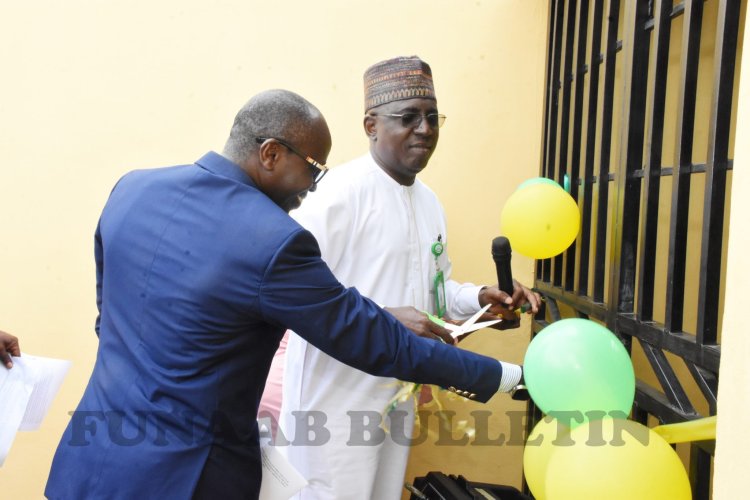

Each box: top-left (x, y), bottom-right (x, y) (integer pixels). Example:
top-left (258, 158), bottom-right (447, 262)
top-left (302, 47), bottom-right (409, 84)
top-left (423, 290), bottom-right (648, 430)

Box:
top-left (407, 471), bottom-right (532, 500)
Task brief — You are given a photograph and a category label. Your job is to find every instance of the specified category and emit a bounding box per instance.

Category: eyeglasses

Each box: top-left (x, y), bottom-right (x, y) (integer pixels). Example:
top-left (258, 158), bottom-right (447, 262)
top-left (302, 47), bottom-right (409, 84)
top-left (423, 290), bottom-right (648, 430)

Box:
top-left (255, 137), bottom-right (329, 185)
top-left (369, 112), bottom-right (446, 129)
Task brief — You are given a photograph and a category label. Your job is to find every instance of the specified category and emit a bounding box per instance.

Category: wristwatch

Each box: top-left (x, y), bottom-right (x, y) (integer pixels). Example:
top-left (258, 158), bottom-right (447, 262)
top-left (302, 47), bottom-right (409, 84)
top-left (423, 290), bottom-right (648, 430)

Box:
top-left (510, 369), bottom-right (529, 401)
top-left (510, 383), bottom-right (529, 401)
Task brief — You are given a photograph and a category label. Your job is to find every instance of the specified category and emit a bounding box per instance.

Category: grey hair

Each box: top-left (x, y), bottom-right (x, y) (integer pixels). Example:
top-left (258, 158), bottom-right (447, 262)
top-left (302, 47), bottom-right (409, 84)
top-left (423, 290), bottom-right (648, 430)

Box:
top-left (223, 89), bottom-right (323, 163)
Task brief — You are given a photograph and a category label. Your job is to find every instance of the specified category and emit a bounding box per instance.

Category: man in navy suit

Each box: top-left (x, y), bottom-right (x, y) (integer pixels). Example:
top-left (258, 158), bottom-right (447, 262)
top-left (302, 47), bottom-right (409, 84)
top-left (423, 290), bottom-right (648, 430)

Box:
top-left (45, 89), bottom-right (522, 499)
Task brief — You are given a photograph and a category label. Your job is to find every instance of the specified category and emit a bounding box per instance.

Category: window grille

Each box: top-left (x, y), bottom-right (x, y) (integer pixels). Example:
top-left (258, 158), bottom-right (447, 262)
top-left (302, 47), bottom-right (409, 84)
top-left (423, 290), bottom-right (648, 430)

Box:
top-left (530, 1), bottom-right (744, 497)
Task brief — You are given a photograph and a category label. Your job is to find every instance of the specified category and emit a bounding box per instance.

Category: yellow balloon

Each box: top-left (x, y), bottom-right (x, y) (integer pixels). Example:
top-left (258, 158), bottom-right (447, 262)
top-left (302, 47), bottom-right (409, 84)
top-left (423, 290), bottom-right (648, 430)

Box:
top-left (544, 418), bottom-right (691, 500)
top-left (523, 417), bottom-right (571, 500)
top-left (652, 415), bottom-right (717, 443)
top-left (501, 183), bottom-right (580, 259)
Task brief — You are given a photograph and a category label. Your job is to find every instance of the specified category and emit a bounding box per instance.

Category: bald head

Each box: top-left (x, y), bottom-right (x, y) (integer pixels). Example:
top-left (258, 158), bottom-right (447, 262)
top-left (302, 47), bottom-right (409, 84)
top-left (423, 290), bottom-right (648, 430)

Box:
top-left (223, 89), bottom-right (330, 166)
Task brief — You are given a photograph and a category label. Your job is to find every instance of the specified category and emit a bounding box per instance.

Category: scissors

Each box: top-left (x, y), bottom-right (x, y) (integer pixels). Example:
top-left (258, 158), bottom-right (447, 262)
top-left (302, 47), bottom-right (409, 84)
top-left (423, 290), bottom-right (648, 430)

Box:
top-left (425, 304), bottom-right (502, 340)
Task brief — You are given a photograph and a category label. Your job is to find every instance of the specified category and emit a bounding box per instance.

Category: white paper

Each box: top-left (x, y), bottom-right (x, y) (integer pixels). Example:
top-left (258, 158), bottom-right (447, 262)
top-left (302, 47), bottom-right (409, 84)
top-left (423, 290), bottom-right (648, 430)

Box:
top-left (0, 354), bottom-right (71, 466)
top-left (15, 355), bottom-right (71, 431)
top-left (0, 361), bottom-right (34, 466)
top-left (258, 444), bottom-right (307, 500)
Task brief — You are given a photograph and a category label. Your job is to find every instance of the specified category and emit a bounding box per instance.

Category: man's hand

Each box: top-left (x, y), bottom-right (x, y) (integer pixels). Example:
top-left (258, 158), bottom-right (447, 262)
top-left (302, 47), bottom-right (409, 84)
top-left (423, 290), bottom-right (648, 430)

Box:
top-left (478, 281), bottom-right (542, 330)
top-left (0, 329), bottom-right (21, 369)
top-left (384, 306), bottom-right (456, 345)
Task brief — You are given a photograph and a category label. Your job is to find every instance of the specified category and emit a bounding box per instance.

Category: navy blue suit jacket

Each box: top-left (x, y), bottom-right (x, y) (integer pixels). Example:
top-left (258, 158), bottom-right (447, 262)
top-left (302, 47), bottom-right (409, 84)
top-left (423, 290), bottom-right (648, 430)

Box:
top-left (45, 152), bottom-right (502, 499)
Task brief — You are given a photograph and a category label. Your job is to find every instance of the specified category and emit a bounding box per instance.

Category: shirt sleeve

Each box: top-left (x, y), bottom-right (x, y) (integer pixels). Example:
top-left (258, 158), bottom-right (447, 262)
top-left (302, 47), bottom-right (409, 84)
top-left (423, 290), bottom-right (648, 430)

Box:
top-left (445, 279), bottom-right (484, 319)
top-left (497, 361), bottom-right (523, 392)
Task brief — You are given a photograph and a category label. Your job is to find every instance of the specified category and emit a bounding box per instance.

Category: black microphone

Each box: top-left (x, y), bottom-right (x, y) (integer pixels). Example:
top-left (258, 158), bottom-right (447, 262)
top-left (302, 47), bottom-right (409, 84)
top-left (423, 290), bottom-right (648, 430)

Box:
top-left (492, 236), bottom-right (528, 400)
top-left (492, 236), bottom-right (514, 295)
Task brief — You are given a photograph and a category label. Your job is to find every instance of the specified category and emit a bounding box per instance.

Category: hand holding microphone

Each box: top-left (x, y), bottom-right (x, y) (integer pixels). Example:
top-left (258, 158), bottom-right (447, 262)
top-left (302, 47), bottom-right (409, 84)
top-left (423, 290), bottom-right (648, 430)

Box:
top-left (492, 236), bottom-right (515, 297)
top-left (487, 236), bottom-right (522, 329)
top-left (490, 236), bottom-right (534, 400)
top-left (478, 237), bottom-right (542, 327)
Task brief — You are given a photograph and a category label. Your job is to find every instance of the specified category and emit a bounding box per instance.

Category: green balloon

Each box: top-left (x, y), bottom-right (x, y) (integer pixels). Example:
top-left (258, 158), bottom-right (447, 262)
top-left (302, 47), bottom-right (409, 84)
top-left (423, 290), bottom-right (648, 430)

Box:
top-left (523, 318), bottom-right (635, 427)
top-left (517, 177), bottom-right (562, 191)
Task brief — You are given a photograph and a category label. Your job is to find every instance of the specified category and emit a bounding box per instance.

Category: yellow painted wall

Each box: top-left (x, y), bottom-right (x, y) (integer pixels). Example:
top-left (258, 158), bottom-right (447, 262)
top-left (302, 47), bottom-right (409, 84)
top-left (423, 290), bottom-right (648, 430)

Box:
top-left (0, 0), bottom-right (548, 497)
top-left (714, 2), bottom-right (750, 497)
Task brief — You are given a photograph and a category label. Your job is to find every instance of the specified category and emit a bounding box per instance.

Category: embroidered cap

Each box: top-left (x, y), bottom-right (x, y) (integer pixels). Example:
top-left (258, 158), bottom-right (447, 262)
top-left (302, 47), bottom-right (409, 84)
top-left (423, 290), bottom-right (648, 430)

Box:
top-left (363, 56), bottom-right (437, 111)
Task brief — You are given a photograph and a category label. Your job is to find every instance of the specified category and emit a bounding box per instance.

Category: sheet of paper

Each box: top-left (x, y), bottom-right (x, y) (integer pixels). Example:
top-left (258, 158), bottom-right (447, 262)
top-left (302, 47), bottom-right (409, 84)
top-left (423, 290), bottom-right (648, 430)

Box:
top-left (259, 444), bottom-right (307, 500)
top-left (15, 355), bottom-right (72, 431)
top-left (0, 354), bottom-right (71, 466)
top-left (0, 361), bottom-right (34, 466)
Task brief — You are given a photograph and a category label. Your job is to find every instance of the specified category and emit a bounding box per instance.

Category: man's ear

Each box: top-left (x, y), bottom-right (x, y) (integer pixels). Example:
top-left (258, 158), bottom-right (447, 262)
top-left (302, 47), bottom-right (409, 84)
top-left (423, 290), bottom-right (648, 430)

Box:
top-left (257, 140), bottom-right (284, 172)
top-left (364, 115), bottom-right (378, 142)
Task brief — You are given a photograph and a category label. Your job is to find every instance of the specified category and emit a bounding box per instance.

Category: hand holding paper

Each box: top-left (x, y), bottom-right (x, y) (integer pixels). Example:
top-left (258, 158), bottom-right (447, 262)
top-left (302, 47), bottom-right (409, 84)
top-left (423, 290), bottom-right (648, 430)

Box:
top-left (0, 329), bottom-right (21, 369)
top-left (0, 354), bottom-right (70, 466)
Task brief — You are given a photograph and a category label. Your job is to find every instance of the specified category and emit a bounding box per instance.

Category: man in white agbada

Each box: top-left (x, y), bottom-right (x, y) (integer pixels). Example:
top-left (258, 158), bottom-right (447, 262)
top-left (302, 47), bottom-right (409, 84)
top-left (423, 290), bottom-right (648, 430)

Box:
top-left (279, 56), bottom-right (540, 500)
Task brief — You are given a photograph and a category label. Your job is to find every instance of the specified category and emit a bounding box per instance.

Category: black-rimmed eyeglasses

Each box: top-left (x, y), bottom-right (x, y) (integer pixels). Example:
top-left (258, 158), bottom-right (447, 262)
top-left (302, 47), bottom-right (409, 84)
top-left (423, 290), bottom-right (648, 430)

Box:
top-left (255, 137), bottom-right (329, 185)
top-left (368, 112), bottom-right (446, 129)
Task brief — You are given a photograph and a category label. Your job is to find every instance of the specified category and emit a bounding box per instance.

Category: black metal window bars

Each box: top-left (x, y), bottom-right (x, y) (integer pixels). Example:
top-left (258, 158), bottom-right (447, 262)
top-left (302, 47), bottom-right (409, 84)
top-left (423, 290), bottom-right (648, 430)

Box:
top-left (529, 1), bottom-right (743, 498)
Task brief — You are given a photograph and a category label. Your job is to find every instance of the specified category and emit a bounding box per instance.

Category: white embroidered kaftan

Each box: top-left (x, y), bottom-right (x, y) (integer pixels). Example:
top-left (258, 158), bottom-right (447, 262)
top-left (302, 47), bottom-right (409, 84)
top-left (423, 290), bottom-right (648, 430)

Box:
top-left (280, 153), bottom-right (483, 500)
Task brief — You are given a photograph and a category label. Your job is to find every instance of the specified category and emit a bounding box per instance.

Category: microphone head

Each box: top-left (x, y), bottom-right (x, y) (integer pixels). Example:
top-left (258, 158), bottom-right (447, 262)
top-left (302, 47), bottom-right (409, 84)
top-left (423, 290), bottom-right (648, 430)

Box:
top-left (492, 236), bottom-right (512, 258)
